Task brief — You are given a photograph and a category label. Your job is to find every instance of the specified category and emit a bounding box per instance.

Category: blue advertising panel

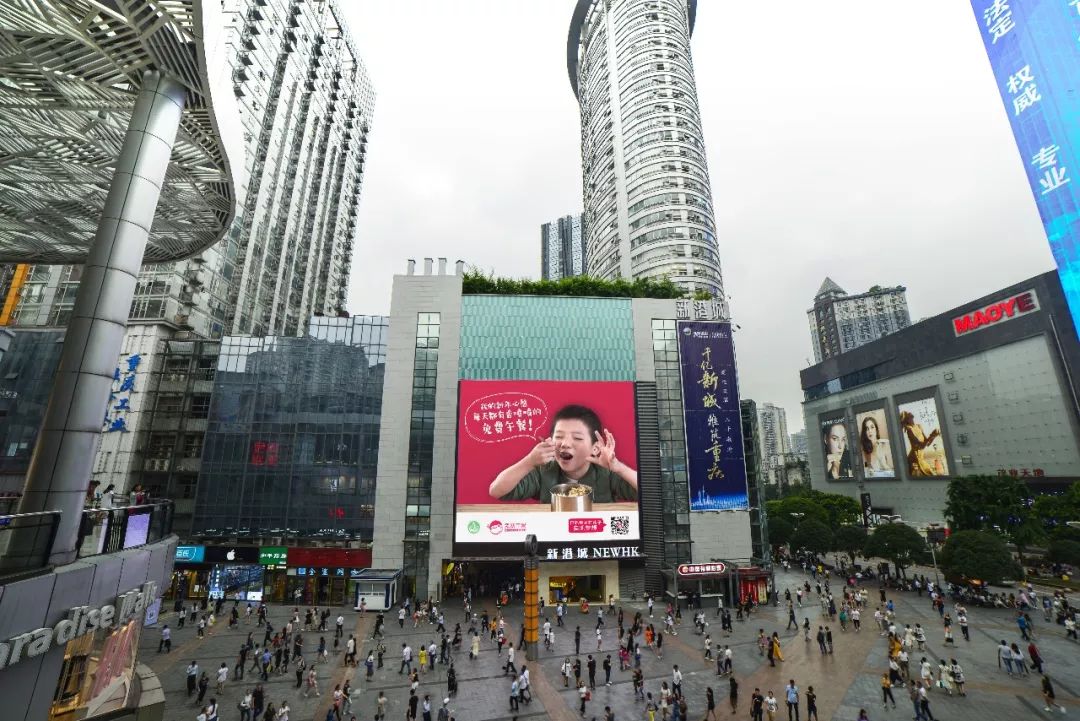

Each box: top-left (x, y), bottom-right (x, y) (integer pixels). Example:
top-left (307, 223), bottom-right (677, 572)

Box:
top-left (970, 0), bottom-right (1080, 332)
top-left (175, 545), bottom-right (205, 563)
top-left (677, 321), bottom-right (748, 510)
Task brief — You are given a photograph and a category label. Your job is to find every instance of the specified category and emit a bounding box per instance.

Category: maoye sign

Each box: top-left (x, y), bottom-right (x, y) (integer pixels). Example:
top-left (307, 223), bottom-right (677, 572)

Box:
top-left (952, 290), bottom-right (1040, 337)
top-left (0, 581), bottom-right (157, 671)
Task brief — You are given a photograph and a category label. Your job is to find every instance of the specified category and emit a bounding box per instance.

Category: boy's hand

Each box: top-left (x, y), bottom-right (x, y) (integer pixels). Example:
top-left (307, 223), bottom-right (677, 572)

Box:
top-left (589, 429), bottom-right (617, 469)
top-left (527, 438), bottom-right (556, 466)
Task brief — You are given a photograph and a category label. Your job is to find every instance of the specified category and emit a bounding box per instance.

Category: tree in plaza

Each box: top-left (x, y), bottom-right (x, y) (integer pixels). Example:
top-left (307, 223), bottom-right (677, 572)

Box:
top-left (768, 516), bottom-right (794, 554)
top-left (1047, 539), bottom-right (1080, 567)
top-left (863, 523), bottom-right (928, 578)
top-left (939, 530), bottom-right (1022, 585)
top-left (944, 474), bottom-right (1044, 565)
top-left (764, 496), bottom-right (829, 526)
top-left (833, 525), bottom-right (868, 565)
top-left (790, 519), bottom-right (834, 559)
top-left (813, 492), bottom-right (862, 527)
top-left (1033, 481), bottom-right (1080, 528)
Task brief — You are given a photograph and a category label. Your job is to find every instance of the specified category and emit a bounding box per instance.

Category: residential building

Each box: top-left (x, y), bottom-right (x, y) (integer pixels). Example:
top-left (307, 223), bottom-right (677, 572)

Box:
top-left (789, 429), bottom-right (808, 455)
top-left (568, 0), bottom-right (724, 297)
top-left (801, 271), bottom-right (1080, 526)
top-left (757, 402), bottom-right (790, 484)
top-left (541, 213), bottom-right (587, 280)
top-left (1, 0), bottom-right (375, 509)
top-left (807, 278), bottom-right (910, 363)
top-left (8, 0), bottom-right (374, 340)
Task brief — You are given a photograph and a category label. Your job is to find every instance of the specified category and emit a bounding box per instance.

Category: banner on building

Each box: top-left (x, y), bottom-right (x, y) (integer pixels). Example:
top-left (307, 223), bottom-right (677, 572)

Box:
top-left (677, 321), bottom-right (748, 511)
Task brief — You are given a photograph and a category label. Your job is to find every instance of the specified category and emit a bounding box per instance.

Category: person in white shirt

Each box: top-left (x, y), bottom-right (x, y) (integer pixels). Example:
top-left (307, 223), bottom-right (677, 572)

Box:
top-left (765, 691), bottom-right (779, 720)
top-left (215, 663), bottom-right (228, 693)
top-left (519, 666), bottom-right (531, 703)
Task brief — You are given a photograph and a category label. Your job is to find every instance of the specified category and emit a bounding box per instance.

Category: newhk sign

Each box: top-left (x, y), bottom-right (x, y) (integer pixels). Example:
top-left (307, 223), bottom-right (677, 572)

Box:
top-left (952, 290), bottom-right (1040, 337)
top-left (0, 581), bottom-right (157, 671)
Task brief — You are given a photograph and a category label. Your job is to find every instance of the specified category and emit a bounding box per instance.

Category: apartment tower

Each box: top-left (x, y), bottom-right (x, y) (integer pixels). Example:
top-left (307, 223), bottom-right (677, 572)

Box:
top-left (567, 0), bottom-right (722, 296)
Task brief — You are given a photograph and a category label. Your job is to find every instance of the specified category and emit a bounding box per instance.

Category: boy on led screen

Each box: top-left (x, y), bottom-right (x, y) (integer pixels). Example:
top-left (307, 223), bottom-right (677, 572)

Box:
top-left (487, 404), bottom-right (638, 502)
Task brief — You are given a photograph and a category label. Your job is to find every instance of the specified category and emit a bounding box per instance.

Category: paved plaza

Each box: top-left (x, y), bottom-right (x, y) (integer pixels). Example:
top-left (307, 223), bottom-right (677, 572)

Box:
top-left (141, 571), bottom-right (1079, 721)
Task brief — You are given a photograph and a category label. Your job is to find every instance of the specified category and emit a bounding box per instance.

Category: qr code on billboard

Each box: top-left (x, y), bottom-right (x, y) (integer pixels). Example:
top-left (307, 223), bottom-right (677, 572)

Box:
top-left (609, 516), bottom-right (630, 536)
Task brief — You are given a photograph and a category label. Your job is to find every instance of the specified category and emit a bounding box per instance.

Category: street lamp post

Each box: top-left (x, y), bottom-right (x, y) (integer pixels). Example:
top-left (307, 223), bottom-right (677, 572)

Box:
top-left (882, 515), bottom-right (941, 586)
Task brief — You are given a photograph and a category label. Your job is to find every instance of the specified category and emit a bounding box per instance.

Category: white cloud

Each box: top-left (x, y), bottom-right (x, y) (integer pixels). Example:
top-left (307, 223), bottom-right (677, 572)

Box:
top-left (343, 1), bottom-right (1052, 431)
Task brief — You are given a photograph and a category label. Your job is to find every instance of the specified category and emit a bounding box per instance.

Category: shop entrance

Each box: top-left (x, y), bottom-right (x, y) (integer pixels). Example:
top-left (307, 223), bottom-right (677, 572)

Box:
top-left (548, 574), bottom-right (605, 603)
top-left (442, 559), bottom-right (524, 601)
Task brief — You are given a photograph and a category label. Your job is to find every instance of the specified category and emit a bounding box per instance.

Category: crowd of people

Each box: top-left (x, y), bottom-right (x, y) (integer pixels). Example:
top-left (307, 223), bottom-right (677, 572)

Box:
top-left (175, 600), bottom-right (360, 721)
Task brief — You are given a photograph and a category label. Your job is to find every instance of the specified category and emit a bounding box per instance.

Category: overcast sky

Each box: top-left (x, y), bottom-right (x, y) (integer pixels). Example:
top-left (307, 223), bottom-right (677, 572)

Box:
top-left (343, 1), bottom-right (1053, 432)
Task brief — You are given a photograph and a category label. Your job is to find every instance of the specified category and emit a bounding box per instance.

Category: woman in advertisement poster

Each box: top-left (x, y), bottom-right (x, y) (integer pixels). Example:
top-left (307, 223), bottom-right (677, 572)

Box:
top-left (899, 411), bottom-right (941, 477)
top-left (488, 404), bottom-right (638, 503)
top-left (859, 416), bottom-right (893, 476)
top-left (822, 423), bottom-right (853, 480)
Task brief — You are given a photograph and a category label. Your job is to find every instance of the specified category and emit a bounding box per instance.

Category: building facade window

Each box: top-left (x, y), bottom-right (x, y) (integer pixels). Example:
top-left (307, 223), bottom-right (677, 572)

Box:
top-left (402, 313), bottom-right (440, 597)
top-left (651, 319), bottom-right (691, 565)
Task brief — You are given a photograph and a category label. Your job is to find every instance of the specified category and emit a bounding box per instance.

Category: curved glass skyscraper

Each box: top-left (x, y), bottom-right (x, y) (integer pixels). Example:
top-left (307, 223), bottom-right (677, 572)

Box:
top-left (568, 0), bottom-right (722, 296)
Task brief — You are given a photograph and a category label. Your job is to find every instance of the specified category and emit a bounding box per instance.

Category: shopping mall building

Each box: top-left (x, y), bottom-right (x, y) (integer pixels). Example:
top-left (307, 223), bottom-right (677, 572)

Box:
top-left (369, 260), bottom-right (768, 606)
top-left (801, 271), bottom-right (1080, 525)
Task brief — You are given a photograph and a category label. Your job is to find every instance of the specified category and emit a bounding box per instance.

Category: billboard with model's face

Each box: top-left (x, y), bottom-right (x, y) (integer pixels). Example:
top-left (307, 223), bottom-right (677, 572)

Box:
top-left (454, 380), bottom-right (641, 559)
top-left (897, 393), bottom-right (950, 478)
top-left (819, 412), bottom-right (854, 481)
top-left (854, 405), bottom-right (896, 480)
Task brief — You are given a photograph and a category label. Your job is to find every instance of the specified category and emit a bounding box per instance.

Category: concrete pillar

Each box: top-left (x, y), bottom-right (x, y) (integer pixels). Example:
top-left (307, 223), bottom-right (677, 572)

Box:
top-left (17, 71), bottom-right (186, 565)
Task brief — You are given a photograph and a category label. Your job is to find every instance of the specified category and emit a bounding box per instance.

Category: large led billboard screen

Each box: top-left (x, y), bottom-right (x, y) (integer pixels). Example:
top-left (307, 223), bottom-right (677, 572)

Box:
top-left (454, 380), bottom-right (641, 558)
top-left (896, 391), bottom-right (950, 478)
top-left (970, 1), bottom-right (1080, 333)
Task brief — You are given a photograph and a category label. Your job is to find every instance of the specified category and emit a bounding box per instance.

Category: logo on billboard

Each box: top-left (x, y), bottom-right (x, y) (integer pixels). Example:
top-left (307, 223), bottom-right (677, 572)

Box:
top-left (568, 518), bottom-right (607, 533)
top-left (487, 520), bottom-right (503, 535)
top-left (486, 520), bottom-right (525, 535)
top-left (952, 290), bottom-right (1039, 336)
top-left (467, 521), bottom-right (481, 535)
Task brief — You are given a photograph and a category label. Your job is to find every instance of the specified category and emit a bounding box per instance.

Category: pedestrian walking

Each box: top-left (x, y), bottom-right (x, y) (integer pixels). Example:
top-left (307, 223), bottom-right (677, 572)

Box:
top-left (705, 686), bottom-right (718, 721)
top-left (729, 677), bottom-right (739, 715)
top-left (215, 662), bottom-right (228, 693)
top-left (806, 685), bottom-right (818, 721)
top-left (1042, 675), bottom-right (1067, 713)
top-left (303, 666), bottom-right (320, 698)
top-left (185, 660), bottom-right (199, 697)
top-left (880, 673), bottom-right (896, 710)
top-left (785, 680), bottom-right (800, 721)
top-left (765, 690), bottom-right (779, 721)
top-left (158, 624), bottom-right (171, 653)
top-left (751, 688), bottom-right (765, 721)
top-left (196, 672), bottom-right (209, 704)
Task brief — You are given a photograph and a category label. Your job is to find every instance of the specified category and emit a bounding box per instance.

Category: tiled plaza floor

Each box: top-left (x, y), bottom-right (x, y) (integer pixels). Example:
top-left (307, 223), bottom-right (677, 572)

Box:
top-left (141, 571), bottom-right (1079, 720)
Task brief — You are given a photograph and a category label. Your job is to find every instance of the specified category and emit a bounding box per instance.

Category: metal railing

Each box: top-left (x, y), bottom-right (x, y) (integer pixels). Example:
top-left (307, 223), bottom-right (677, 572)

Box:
top-left (77, 501), bottom-right (174, 559)
top-left (0, 510), bottom-right (61, 578)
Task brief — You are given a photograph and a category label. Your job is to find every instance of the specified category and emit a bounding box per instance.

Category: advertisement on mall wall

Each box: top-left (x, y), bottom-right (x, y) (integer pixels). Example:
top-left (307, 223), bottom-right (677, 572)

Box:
top-left (819, 412), bottom-right (854, 481)
top-left (454, 380), bottom-right (641, 558)
top-left (853, 404), bottom-right (896, 480)
top-left (896, 390), bottom-right (951, 478)
top-left (677, 321), bottom-right (748, 510)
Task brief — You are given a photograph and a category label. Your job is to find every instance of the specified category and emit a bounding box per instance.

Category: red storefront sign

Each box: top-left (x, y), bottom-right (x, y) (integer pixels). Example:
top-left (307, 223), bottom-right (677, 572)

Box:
top-left (952, 290), bottom-right (1039, 336)
top-left (287, 548), bottom-right (372, 569)
top-left (677, 562), bottom-right (727, 576)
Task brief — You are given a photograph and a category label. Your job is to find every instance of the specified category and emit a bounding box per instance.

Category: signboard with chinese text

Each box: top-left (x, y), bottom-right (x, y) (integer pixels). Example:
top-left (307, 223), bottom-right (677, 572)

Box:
top-left (259, 546), bottom-right (287, 566)
top-left (970, 1), bottom-right (1080, 333)
top-left (102, 354), bottom-right (141, 432)
top-left (454, 380), bottom-right (641, 557)
top-left (677, 562), bottom-right (728, 576)
top-left (677, 321), bottom-right (748, 510)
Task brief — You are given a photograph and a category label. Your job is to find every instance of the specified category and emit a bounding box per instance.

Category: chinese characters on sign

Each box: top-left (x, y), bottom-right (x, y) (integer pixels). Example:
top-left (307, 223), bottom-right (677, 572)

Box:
top-left (543, 546), bottom-right (642, 560)
top-left (103, 354), bottom-right (141, 432)
top-left (677, 562), bottom-right (728, 576)
top-left (473, 398), bottom-right (543, 438)
top-left (997, 467), bottom-right (1045, 477)
top-left (970, 0), bottom-right (1080, 335)
top-left (677, 321), bottom-right (748, 511)
top-left (674, 299), bottom-right (729, 322)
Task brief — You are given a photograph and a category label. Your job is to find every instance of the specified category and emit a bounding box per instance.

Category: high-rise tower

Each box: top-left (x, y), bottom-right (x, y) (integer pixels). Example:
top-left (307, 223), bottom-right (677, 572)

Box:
top-left (568, 0), bottom-right (722, 296)
top-left (540, 213), bottom-right (587, 280)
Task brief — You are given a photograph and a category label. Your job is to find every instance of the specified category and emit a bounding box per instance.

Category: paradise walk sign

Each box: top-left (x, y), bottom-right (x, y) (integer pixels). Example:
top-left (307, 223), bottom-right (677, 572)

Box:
top-left (0, 580), bottom-right (157, 670)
